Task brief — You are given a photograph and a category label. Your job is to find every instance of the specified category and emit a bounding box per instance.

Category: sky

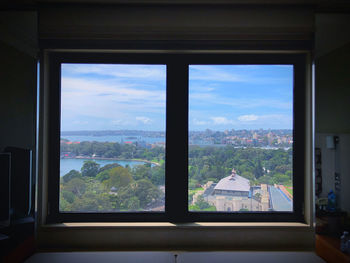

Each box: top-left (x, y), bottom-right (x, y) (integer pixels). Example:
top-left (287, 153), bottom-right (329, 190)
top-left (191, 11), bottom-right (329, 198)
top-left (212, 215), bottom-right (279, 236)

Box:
top-left (61, 63), bottom-right (293, 131)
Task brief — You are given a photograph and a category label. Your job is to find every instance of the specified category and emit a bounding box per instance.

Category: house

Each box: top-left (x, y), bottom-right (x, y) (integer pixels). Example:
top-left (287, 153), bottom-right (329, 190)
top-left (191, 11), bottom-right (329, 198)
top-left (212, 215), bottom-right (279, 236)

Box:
top-left (1, 1), bottom-right (350, 262)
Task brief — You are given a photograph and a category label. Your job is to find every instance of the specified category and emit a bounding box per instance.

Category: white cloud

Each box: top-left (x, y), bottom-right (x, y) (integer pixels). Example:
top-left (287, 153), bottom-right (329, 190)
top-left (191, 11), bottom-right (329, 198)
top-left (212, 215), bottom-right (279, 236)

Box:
top-left (211, 117), bottom-right (235, 125)
top-left (238, 114), bottom-right (259, 122)
top-left (136, 116), bottom-right (152, 124)
top-left (189, 65), bottom-right (292, 84)
top-left (190, 91), bottom-right (292, 110)
top-left (60, 76), bottom-right (166, 130)
top-left (63, 64), bottom-right (166, 82)
top-left (192, 118), bottom-right (209, 125)
top-left (190, 65), bottom-right (244, 83)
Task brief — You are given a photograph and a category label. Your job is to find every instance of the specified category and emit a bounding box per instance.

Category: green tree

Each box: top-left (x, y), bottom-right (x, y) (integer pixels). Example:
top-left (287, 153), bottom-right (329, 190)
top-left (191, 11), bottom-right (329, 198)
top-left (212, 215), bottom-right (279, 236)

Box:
top-left (132, 165), bottom-right (152, 181)
top-left (70, 192), bottom-right (113, 212)
top-left (254, 160), bottom-right (264, 179)
top-left (99, 163), bottom-right (121, 173)
top-left (133, 179), bottom-right (161, 208)
top-left (63, 177), bottom-right (86, 197)
top-left (102, 166), bottom-right (134, 190)
top-left (81, 160), bottom-right (100, 177)
top-left (61, 190), bottom-right (76, 203)
top-left (62, 169), bottom-right (81, 183)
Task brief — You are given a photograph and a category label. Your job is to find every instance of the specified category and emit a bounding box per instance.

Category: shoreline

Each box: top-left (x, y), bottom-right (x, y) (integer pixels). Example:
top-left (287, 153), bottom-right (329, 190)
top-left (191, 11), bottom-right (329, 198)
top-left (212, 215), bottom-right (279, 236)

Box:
top-left (61, 156), bottom-right (160, 166)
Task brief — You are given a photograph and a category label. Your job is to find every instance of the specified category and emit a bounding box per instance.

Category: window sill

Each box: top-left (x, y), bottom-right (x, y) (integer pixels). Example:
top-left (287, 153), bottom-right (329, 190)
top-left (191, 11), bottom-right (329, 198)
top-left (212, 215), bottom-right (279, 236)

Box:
top-left (41, 222), bottom-right (310, 229)
top-left (37, 222), bottom-right (314, 251)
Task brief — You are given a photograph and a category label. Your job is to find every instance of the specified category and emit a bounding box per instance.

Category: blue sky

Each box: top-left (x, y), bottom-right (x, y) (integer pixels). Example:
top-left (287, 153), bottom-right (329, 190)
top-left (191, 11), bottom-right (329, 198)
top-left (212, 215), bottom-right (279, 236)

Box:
top-left (61, 64), bottom-right (293, 131)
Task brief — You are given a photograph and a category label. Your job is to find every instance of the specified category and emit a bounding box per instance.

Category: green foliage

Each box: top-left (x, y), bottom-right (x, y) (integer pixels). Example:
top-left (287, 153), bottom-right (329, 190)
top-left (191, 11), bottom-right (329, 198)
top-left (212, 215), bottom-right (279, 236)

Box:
top-left (69, 192), bottom-right (113, 212)
top-left (96, 170), bottom-right (110, 182)
top-left (118, 179), bottom-right (161, 209)
top-left (254, 192), bottom-right (261, 202)
top-left (132, 164), bottom-right (152, 181)
top-left (61, 190), bottom-right (76, 203)
top-left (188, 145), bottom-right (292, 186)
top-left (60, 140), bottom-right (292, 213)
top-left (102, 166), bottom-right (134, 190)
top-left (61, 141), bottom-right (164, 162)
top-left (189, 195), bottom-right (216, 211)
top-left (63, 177), bottom-right (86, 197)
top-left (254, 159), bottom-right (264, 179)
top-left (99, 163), bottom-right (121, 173)
top-left (62, 169), bottom-right (81, 183)
top-left (81, 160), bottom-right (100, 177)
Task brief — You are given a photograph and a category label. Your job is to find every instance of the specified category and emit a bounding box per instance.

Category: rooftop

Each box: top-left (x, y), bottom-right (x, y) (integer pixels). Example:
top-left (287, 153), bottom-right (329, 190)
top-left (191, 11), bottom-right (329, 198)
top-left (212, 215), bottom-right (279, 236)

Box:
top-left (214, 171), bottom-right (250, 192)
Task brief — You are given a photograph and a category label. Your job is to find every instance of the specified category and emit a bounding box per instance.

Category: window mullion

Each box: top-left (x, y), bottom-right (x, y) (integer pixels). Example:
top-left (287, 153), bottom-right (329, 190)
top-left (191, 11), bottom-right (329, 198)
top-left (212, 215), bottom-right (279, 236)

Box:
top-left (165, 61), bottom-right (189, 222)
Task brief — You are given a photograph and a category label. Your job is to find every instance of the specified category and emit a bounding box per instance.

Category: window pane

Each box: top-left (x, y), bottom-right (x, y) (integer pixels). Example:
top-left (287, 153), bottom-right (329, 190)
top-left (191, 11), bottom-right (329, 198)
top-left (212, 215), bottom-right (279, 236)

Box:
top-left (188, 65), bottom-right (293, 212)
top-left (60, 64), bottom-right (166, 212)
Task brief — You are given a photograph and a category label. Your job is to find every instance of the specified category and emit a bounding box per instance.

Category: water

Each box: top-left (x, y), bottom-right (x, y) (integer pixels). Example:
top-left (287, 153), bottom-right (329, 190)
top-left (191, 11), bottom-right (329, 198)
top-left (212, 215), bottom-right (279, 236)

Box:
top-left (61, 135), bottom-right (164, 144)
top-left (60, 158), bottom-right (151, 177)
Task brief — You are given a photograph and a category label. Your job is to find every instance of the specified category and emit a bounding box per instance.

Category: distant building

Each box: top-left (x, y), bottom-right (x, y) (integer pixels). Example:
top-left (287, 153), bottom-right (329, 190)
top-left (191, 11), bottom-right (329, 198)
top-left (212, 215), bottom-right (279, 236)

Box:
top-left (201, 168), bottom-right (269, 212)
top-left (213, 169), bottom-right (250, 197)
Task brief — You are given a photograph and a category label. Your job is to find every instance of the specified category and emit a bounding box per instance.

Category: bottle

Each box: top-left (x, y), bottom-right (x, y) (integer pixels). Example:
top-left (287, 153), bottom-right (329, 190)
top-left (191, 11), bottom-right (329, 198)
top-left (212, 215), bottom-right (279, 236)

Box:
top-left (327, 190), bottom-right (336, 212)
top-left (340, 231), bottom-right (349, 252)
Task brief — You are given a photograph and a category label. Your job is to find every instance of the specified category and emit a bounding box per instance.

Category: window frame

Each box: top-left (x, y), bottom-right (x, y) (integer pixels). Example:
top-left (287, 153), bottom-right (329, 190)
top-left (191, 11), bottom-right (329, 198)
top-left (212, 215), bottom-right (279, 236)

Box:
top-left (46, 51), bottom-right (306, 223)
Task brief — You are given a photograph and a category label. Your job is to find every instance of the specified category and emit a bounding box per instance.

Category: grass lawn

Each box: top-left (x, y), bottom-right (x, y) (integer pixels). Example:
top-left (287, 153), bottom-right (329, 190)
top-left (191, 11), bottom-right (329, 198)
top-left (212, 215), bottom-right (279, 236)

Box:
top-left (189, 187), bottom-right (204, 196)
top-left (283, 184), bottom-right (293, 196)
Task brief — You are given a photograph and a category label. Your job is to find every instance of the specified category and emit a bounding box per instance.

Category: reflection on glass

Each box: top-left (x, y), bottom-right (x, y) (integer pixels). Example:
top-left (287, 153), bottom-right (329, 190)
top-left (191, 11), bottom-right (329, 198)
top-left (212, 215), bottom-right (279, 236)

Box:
top-left (188, 65), bottom-right (293, 212)
top-left (59, 64), bottom-right (166, 212)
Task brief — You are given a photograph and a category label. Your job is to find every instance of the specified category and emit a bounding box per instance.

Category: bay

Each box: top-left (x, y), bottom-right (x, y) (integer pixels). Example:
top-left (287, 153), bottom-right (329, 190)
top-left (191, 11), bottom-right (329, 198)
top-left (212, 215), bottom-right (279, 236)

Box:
top-left (60, 135), bottom-right (165, 144)
top-left (60, 158), bottom-right (150, 177)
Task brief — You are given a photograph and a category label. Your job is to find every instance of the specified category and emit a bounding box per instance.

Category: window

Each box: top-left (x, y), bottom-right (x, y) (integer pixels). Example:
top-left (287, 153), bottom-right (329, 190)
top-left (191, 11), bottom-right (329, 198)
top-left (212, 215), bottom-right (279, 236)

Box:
top-left (46, 52), bottom-right (306, 223)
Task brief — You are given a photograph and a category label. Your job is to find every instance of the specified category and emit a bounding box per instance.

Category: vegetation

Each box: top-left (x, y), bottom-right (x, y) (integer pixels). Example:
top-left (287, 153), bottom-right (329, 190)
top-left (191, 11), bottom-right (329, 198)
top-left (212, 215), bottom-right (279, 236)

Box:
top-left (189, 195), bottom-right (216, 211)
top-left (188, 145), bottom-right (292, 191)
top-left (60, 161), bottom-right (164, 212)
top-left (60, 141), bottom-right (293, 211)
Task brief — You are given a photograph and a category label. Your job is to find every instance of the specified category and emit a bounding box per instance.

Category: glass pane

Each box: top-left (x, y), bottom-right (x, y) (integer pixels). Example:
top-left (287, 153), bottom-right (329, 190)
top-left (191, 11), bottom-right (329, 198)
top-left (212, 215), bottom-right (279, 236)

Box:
top-left (60, 64), bottom-right (166, 212)
top-left (188, 65), bottom-right (293, 212)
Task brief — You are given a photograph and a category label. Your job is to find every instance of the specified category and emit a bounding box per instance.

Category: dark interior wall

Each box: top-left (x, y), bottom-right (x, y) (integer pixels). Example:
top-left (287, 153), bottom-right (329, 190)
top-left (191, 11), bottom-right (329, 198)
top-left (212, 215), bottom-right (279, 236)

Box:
top-left (0, 40), bottom-right (37, 152)
top-left (314, 22), bottom-right (350, 212)
top-left (315, 42), bottom-right (350, 134)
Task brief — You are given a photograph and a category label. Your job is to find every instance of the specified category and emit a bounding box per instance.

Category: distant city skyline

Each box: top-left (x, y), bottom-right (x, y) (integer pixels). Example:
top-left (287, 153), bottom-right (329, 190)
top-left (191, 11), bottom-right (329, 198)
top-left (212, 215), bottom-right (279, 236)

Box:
top-left (61, 128), bottom-right (293, 133)
top-left (61, 64), bottom-right (293, 131)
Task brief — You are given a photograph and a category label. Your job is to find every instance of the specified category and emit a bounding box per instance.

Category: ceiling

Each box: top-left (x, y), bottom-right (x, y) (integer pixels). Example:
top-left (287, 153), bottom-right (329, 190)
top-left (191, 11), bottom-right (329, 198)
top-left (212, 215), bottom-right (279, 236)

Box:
top-left (1, 0), bottom-right (349, 9)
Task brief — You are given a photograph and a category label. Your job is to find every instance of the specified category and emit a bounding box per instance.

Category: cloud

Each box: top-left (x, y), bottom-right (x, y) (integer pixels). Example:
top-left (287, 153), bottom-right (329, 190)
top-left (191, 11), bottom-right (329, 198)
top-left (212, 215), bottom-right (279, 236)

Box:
top-left (190, 92), bottom-right (292, 110)
top-left (136, 116), bottom-right (152, 124)
top-left (63, 64), bottom-right (166, 82)
top-left (192, 118), bottom-right (209, 125)
top-left (211, 117), bottom-right (235, 125)
top-left (60, 76), bottom-right (166, 130)
top-left (189, 65), bottom-right (292, 85)
top-left (238, 114), bottom-right (259, 122)
top-left (190, 65), bottom-right (244, 83)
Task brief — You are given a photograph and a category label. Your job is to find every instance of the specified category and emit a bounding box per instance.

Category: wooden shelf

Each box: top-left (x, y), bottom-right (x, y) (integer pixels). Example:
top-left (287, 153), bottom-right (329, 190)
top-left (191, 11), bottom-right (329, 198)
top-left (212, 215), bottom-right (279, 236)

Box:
top-left (316, 234), bottom-right (350, 263)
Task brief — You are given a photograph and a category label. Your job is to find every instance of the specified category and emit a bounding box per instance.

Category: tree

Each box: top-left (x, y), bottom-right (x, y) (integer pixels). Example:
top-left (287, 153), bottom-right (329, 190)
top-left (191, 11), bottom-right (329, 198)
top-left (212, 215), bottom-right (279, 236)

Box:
top-left (81, 160), bottom-right (100, 177)
top-left (133, 179), bottom-right (161, 208)
top-left (63, 177), bottom-right (86, 197)
top-left (254, 192), bottom-right (261, 202)
top-left (99, 163), bottom-right (121, 173)
top-left (150, 165), bottom-right (165, 186)
top-left (62, 169), bottom-right (81, 183)
top-left (189, 195), bottom-right (216, 211)
top-left (195, 195), bottom-right (211, 210)
top-left (69, 192), bottom-right (113, 212)
top-left (132, 164), bottom-right (152, 181)
top-left (102, 166), bottom-right (134, 190)
top-left (254, 160), bottom-right (264, 179)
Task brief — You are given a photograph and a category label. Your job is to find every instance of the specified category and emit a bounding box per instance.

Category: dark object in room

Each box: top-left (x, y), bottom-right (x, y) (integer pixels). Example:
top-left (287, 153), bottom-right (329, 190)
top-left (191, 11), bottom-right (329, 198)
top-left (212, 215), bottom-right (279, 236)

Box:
top-left (0, 153), bottom-right (11, 227)
top-left (4, 147), bottom-right (33, 221)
